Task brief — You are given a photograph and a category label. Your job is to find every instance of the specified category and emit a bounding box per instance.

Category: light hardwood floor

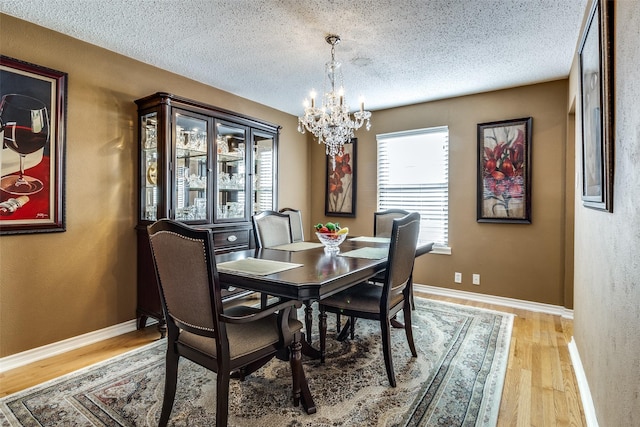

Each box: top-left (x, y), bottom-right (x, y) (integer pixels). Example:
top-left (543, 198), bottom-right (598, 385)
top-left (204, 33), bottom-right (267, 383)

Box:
top-left (0, 292), bottom-right (586, 426)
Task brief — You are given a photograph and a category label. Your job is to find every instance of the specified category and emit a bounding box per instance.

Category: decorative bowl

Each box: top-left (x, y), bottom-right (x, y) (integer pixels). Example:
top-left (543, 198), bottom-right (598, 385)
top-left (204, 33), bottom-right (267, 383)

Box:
top-left (316, 231), bottom-right (347, 254)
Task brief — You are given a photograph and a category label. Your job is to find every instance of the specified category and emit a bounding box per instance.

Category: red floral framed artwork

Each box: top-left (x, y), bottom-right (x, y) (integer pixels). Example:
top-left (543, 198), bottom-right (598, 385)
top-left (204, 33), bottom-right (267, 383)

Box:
top-left (477, 117), bottom-right (532, 224)
top-left (325, 138), bottom-right (356, 217)
top-left (0, 56), bottom-right (67, 235)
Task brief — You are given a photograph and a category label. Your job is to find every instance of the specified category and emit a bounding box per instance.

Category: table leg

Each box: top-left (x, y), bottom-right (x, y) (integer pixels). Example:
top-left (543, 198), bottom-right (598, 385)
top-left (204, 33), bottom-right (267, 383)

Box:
top-left (300, 332), bottom-right (322, 359)
top-left (390, 316), bottom-right (405, 329)
top-left (336, 318), bottom-right (354, 341)
top-left (304, 301), bottom-right (313, 344)
top-left (290, 335), bottom-right (317, 414)
top-left (298, 366), bottom-right (317, 414)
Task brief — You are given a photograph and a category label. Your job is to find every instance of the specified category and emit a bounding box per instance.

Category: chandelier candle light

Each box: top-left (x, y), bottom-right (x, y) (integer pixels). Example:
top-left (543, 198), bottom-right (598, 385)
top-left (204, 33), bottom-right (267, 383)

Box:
top-left (298, 35), bottom-right (372, 158)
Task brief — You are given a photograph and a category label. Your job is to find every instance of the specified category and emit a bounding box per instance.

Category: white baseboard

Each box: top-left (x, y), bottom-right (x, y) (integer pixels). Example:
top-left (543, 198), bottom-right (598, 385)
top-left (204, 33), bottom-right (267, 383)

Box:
top-left (568, 337), bottom-right (599, 427)
top-left (414, 283), bottom-right (574, 319)
top-left (0, 319), bottom-right (146, 373)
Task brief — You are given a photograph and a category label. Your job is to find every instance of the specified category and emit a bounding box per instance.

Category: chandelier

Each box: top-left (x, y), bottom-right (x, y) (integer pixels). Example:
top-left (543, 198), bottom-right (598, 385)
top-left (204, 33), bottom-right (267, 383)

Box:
top-left (297, 35), bottom-right (372, 157)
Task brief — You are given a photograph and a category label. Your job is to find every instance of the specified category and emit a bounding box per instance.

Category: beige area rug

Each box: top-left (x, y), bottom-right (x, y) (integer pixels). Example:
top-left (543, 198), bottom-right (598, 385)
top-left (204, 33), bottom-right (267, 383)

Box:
top-left (0, 298), bottom-right (513, 426)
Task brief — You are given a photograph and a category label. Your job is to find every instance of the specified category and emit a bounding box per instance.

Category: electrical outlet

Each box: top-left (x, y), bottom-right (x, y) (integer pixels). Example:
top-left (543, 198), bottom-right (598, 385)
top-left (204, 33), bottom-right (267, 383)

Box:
top-left (472, 274), bottom-right (480, 285)
top-left (454, 272), bottom-right (462, 283)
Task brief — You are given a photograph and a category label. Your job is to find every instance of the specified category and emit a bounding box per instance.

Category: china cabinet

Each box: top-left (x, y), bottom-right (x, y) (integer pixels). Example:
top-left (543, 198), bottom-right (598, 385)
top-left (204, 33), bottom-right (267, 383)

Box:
top-left (135, 92), bottom-right (279, 334)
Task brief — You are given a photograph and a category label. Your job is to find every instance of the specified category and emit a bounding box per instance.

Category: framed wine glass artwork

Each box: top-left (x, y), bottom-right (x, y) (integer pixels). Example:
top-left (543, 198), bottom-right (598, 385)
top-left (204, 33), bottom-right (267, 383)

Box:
top-left (0, 56), bottom-right (67, 235)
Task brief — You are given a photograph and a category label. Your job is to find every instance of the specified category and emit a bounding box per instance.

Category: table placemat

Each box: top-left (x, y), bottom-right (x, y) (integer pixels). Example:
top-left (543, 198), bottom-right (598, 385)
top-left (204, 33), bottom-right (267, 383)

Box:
top-left (270, 241), bottom-right (325, 251)
top-left (217, 258), bottom-right (303, 276)
top-left (338, 247), bottom-right (389, 260)
top-left (348, 236), bottom-right (391, 243)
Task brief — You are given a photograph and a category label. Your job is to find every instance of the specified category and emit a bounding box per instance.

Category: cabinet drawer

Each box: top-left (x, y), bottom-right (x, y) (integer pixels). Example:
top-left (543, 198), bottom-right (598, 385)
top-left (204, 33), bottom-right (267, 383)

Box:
top-left (213, 229), bottom-right (250, 248)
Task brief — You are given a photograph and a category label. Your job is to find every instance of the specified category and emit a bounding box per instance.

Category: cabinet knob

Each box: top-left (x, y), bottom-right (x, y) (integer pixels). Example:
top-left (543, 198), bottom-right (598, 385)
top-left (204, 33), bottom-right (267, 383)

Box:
top-left (227, 235), bottom-right (237, 242)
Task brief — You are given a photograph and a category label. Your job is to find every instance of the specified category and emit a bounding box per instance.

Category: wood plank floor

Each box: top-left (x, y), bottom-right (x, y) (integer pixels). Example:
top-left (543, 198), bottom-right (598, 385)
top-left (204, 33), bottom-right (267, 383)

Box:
top-left (0, 292), bottom-right (586, 426)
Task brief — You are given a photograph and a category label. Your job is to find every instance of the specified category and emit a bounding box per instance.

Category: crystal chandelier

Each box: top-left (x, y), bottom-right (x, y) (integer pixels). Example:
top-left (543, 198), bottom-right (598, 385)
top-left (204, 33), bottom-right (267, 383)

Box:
top-left (297, 35), bottom-right (372, 158)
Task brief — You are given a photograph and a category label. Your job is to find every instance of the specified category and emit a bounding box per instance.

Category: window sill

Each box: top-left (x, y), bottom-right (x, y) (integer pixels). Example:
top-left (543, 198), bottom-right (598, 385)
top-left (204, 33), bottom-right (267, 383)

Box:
top-left (429, 246), bottom-right (451, 255)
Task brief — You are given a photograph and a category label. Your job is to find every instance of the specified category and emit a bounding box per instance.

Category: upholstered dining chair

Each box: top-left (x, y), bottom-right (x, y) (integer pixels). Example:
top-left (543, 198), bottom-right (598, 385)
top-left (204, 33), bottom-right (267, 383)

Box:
top-left (147, 219), bottom-right (307, 427)
top-left (374, 208), bottom-right (411, 237)
top-left (253, 210), bottom-right (316, 342)
top-left (318, 212), bottom-right (421, 387)
top-left (279, 208), bottom-right (304, 242)
top-left (252, 210), bottom-right (293, 248)
top-left (336, 209), bottom-right (412, 338)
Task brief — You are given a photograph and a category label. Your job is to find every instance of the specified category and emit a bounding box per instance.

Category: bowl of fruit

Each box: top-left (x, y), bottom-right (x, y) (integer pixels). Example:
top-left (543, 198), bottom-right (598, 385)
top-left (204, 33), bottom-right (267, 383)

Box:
top-left (315, 222), bottom-right (349, 254)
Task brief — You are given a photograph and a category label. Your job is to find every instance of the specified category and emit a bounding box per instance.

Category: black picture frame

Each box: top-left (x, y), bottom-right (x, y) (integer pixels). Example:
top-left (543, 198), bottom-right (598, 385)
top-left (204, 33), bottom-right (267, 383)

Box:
top-left (325, 138), bottom-right (356, 217)
top-left (477, 117), bottom-right (532, 224)
top-left (578, 0), bottom-right (614, 212)
top-left (0, 56), bottom-right (67, 235)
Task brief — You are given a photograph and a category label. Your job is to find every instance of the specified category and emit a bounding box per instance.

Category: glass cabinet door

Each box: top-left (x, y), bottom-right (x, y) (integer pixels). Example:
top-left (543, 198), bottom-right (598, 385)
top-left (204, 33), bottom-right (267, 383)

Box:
top-left (174, 111), bottom-right (209, 222)
top-left (252, 130), bottom-right (276, 215)
top-left (215, 121), bottom-right (247, 221)
top-left (141, 112), bottom-right (158, 221)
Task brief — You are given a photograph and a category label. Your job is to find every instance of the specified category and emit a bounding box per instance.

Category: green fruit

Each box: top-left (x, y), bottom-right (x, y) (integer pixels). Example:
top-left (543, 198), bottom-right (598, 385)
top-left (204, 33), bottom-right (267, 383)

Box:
top-left (325, 222), bottom-right (336, 231)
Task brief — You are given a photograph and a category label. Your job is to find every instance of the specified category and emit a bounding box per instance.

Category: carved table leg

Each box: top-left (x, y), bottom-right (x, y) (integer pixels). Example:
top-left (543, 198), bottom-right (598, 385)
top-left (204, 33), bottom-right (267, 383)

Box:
top-left (304, 301), bottom-right (313, 344)
top-left (390, 315), bottom-right (405, 329)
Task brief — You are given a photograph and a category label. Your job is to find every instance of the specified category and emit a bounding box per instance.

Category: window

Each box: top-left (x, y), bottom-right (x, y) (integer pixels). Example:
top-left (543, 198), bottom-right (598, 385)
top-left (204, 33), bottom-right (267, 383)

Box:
top-left (377, 127), bottom-right (449, 253)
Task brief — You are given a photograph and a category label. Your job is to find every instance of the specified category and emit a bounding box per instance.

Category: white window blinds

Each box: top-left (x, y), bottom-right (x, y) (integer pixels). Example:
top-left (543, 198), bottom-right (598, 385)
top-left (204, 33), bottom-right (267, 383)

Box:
top-left (377, 127), bottom-right (449, 250)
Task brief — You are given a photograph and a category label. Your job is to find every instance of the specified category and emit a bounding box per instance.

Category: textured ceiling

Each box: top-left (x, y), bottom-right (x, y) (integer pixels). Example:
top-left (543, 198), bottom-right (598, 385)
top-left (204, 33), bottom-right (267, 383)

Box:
top-left (1, 0), bottom-right (587, 115)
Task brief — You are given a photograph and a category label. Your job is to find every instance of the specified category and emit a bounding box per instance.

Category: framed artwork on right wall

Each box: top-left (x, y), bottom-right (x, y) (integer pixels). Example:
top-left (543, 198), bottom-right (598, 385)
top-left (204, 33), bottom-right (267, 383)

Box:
top-left (578, 0), bottom-right (614, 212)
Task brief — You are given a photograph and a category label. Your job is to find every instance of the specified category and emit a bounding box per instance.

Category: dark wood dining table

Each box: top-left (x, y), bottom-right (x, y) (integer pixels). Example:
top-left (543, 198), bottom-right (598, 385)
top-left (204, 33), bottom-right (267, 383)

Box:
top-left (216, 238), bottom-right (433, 301)
top-left (215, 237), bottom-right (433, 415)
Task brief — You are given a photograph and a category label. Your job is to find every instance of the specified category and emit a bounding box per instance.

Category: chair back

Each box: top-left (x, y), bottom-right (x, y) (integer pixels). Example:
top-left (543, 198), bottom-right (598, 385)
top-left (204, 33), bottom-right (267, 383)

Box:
top-left (382, 212), bottom-right (421, 309)
top-left (147, 219), bottom-right (223, 341)
top-left (252, 210), bottom-right (293, 248)
top-left (374, 209), bottom-right (410, 237)
top-left (279, 208), bottom-right (304, 242)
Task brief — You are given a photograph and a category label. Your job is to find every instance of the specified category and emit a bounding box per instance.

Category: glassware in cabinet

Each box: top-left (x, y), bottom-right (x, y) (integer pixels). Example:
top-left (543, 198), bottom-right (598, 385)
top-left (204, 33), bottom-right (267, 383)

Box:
top-left (174, 112), bottom-right (210, 222)
top-left (141, 112), bottom-right (158, 221)
top-left (216, 121), bottom-right (248, 221)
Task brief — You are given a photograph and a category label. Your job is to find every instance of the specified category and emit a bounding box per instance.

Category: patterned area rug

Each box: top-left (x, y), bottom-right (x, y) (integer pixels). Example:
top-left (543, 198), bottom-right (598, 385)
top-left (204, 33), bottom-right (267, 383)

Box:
top-left (0, 298), bottom-right (513, 427)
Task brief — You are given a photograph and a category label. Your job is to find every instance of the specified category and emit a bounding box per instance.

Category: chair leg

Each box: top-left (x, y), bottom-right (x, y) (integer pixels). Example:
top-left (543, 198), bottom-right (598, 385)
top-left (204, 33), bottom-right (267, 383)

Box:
top-left (336, 313), bottom-right (341, 333)
top-left (216, 370), bottom-right (231, 427)
top-left (403, 307), bottom-right (418, 357)
top-left (158, 350), bottom-right (179, 427)
top-left (381, 318), bottom-right (396, 387)
top-left (304, 301), bottom-right (313, 344)
top-left (319, 309), bottom-right (327, 363)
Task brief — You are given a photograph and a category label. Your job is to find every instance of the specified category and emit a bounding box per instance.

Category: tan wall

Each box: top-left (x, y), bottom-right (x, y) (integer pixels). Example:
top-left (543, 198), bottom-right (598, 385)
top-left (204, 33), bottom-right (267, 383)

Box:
top-left (0, 13), bottom-right (573, 359)
top-left (311, 80), bottom-right (572, 306)
top-left (572, 0), bottom-right (640, 425)
top-left (0, 14), bottom-right (309, 357)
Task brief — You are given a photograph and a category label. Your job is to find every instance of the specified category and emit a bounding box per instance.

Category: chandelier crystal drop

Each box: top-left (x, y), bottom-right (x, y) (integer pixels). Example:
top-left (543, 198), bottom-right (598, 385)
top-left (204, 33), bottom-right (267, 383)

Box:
top-left (297, 35), bottom-right (372, 158)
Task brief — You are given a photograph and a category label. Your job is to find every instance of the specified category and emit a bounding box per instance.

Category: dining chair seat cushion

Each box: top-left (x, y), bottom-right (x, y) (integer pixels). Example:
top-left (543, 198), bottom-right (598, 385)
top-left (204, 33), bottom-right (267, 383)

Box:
top-left (178, 306), bottom-right (303, 360)
top-left (320, 282), bottom-right (404, 314)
